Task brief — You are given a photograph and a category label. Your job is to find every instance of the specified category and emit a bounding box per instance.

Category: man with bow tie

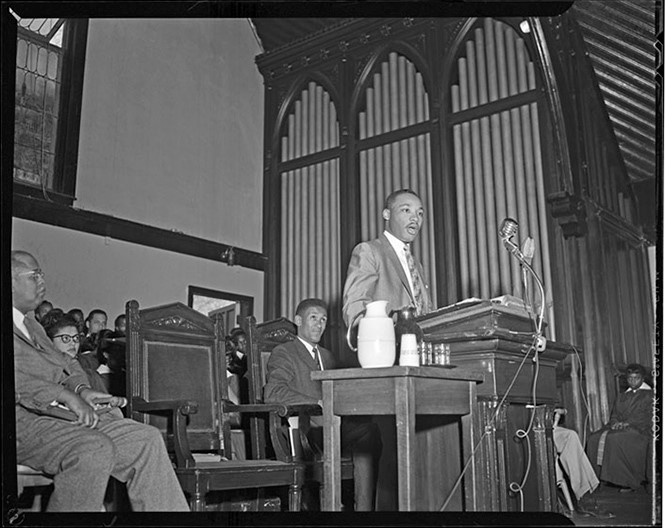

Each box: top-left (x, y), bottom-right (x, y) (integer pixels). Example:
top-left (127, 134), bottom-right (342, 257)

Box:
top-left (11, 250), bottom-right (189, 512)
top-left (264, 298), bottom-right (382, 511)
top-left (586, 363), bottom-right (653, 493)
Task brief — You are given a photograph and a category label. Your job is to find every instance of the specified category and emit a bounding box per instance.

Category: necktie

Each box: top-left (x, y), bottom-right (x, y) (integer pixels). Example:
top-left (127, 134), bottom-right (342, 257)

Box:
top-left (312, 346), bottom-right (323, 370)
top-left (404, 244), bottom-right (425, 315)
top-left (23, 317), bottom-right (43, 348)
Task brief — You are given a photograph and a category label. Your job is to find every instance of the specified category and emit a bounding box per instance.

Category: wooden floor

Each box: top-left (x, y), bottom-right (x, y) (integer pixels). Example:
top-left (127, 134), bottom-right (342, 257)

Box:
top-left (564, 482), bottom-right (660, 527)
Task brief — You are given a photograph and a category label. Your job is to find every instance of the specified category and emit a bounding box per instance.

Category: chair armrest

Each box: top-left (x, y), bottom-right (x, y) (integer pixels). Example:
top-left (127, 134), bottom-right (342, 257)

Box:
top-left (263, 403), bottom-right (323, 462)
top-left (132, 397), bottom-right (199, 415)
top-left (280, 403), bottom-right (322, 417)
top-left (131, 397), bottom-right (198, 469)
top-left (223, 400), bottom-right (292, 418)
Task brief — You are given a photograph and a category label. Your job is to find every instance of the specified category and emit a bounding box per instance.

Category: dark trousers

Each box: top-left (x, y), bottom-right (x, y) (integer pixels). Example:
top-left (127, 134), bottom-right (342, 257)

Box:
top-left (307, 416), bottom-right (383, 511)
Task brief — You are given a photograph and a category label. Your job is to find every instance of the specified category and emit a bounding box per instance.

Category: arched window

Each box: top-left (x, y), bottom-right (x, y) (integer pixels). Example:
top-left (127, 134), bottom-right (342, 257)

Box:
top-left (277, 81), bottom-right (341, 318)
top-left (356, 51), bottom-right (438, 307)
top-left (447, 18), bottom-right (555, 336)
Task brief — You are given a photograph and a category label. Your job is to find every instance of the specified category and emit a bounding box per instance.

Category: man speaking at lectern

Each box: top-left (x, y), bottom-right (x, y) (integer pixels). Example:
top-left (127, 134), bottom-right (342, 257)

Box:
top-left (343, 188), bottom-right (432, 329)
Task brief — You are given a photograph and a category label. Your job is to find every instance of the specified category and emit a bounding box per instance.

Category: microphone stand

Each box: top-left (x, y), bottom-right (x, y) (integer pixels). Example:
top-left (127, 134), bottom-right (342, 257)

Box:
top-left (502, 238), bottom-right (546, 351)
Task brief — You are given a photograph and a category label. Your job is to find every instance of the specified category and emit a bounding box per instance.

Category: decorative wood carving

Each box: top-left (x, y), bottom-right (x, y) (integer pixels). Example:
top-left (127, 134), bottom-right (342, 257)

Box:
top-left (354, 52), bottom-right (372, 83)
top-left (151, 315), bottom-right (205, 332)
top-left (264, 328), bottom-right (296, 343)
top-left (447, 18), bottom-right (469, 48)
top-left (547, 190), bottom-right (587, 238)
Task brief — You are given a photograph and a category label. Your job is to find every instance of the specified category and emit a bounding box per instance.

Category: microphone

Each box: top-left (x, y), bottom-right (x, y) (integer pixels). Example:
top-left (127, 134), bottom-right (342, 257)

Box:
top-left (498, 218), bottom-right (546, 346)
top-left (499, 217), bottom-right (522, 257)
top-left (499, 217), bottom-right (519, 242)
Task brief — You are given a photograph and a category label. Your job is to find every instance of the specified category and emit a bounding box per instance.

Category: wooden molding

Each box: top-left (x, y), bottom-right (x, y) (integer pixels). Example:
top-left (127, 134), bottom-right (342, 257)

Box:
top-left (12, 194), bottom-right (267, 272)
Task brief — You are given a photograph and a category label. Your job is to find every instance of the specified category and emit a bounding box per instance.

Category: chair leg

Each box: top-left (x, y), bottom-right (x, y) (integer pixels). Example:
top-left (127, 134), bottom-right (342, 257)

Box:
top-left (555, 460), bottom-right (575, 512)
top-left (190, 493), bottom-right (206, 512)
top-left (288, 484), bottom-right (301, 511)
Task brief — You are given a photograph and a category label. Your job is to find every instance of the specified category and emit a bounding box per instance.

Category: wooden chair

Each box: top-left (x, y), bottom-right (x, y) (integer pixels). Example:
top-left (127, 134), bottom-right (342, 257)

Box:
top-left (241, 315), bottom-right (354, 510)
top-left (16, 465), bottom-right (53, 512)
top-left (125, 300), bottom-right (304, 511)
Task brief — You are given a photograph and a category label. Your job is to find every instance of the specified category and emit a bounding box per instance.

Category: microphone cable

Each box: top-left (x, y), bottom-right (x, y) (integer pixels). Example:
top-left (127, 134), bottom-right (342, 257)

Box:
top-left (438, 335), bottom-right (541, 512)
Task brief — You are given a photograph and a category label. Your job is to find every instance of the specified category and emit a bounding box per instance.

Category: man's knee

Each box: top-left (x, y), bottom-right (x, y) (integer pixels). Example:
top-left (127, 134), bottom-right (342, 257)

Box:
top-left (60, 432), bottom-right (116, 474)
top-left (343, 421), bottom-right (382, 456)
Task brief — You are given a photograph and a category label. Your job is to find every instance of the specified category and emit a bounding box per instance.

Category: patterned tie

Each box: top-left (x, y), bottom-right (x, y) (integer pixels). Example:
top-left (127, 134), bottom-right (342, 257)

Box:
top-left (404, 244), bottom-right (425, 316)
top-left (312, 346), bottom-right (323, 370)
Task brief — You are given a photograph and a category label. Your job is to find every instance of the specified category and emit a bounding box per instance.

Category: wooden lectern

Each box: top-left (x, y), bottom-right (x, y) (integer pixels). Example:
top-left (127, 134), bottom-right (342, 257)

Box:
top-left (416, 299), bottom-right (575, 512)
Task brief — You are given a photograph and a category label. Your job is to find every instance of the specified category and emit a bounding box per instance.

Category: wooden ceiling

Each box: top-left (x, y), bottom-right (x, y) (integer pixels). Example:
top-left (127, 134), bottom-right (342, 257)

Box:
top-left (252, 3), bottom-right (660, 239)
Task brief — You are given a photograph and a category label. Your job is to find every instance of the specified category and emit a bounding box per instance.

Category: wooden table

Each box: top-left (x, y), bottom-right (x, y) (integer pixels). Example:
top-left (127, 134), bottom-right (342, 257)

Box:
top-left (311, 366), bottom-right (483, 511)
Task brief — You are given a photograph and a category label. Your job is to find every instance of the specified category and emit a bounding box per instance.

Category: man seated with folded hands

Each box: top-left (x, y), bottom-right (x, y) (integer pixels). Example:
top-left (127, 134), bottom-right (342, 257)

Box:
top-left (12, 250), bottom-right (189, 512)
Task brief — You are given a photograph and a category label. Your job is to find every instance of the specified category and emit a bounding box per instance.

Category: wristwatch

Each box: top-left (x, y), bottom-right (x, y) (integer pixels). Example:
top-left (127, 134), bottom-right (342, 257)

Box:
top-left (74, 383), bottom-right (91, 395)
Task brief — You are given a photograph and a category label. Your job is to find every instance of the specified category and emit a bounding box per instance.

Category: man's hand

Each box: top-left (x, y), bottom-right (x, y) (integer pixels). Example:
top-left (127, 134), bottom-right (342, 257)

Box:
top-left (61, 391), bottom-right (99, 428)
top-left (79, 388), bottom-right (127, 410)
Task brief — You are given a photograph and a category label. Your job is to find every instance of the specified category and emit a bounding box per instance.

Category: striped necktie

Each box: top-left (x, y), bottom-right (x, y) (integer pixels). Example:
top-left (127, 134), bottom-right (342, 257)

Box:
top-left (404, 244), bottom-right (425, 315)
top-left (312, 346), bottom-right (323, 370)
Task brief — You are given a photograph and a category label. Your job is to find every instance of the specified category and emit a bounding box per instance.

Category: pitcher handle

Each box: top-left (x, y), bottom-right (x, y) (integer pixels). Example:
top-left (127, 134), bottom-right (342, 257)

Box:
top-left (345, 310), bottom-right (365, 352)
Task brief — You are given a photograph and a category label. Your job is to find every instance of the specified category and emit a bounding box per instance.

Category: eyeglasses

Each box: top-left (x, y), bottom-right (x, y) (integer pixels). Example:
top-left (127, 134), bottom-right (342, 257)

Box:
top-left (16, 269), bottom-right (45, 281)
top-left (53, 334), bottom-right (81, 344)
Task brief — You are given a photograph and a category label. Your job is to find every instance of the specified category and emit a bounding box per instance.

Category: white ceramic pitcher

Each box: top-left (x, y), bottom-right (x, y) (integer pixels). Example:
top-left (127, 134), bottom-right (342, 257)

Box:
top-left (346, 300), bottom-right (396, 368)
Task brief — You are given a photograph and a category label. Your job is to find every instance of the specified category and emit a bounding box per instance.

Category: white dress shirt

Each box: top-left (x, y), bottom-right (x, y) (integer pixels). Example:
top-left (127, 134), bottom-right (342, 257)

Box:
top-left (13, 306), bottom-right (31, 341)
top-left (384, 230), bottom-right (417, 297)
top-left (297, 336), bottom-right (324, 370)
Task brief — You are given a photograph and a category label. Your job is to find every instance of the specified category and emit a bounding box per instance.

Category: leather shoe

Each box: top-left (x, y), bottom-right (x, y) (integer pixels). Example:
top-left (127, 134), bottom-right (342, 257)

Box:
top-left (576, 496), bottom-right (616, 519)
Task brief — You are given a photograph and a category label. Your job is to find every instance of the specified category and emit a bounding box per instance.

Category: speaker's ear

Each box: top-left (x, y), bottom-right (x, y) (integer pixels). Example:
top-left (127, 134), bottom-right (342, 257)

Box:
top-left (382, 208), bottom-right (390, 221)
top-left (294, 314), bottom-right (302, 328)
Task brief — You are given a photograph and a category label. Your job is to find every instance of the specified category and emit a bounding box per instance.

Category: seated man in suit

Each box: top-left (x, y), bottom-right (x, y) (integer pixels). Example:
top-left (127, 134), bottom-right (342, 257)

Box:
top-left (12, 250), bottom-right (189, 512)
top-left (264, 298), bottom-right (382, 511)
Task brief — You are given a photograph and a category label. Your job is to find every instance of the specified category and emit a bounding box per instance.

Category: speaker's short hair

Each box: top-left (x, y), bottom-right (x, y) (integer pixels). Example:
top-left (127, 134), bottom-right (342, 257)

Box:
top-left (383, 189), bottom-right (420, 210)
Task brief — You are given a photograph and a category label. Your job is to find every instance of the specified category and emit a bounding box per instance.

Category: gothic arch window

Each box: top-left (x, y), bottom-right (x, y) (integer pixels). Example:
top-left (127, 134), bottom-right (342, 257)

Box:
top-left (354, 50), bottom-right (439, 307)
top-left (276, 80), bottom-right (341, 318)
top-left (445, 18), bottom-right (556, 336)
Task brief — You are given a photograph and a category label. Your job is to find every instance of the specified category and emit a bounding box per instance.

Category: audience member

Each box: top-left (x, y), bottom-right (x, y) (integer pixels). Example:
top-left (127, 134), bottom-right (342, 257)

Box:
top-left (43, 315), bottom-right (113, 402)
top-left (39, 307), bottom-right (65, 330)
top-left (264, 298), bottom-right (382, 511)
top-left (85, 308), bottom-right (108, 338)
top-left (43, 314), bottom-right (82, 359)
top-left (343, 188), bottom-right (432, 329)
top-left (79, 310), bottom-right (108, 372)
top-left (114, 314), bottom-right (127, 335)
top-left (35, 299), bottom-right (53, 323)
top-left (552, 408), bottom-right (614, 518)
top-left (67, 308), bottom-right (86, 335)
top-left (586, 363), bottom-right (653, 492)
top-left (96, 330), bottom-right (127, 398)
top-left (224, 346), bottom-right (247, 460)
top-left (12, 250), bottom-right (189, 511)
top-left (228, 327), bottom-right (248, 377)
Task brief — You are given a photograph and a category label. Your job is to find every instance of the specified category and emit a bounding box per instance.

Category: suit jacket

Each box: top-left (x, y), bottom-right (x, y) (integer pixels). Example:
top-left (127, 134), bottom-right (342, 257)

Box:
top-left (342, 233), bottom-right (431, 328)
top-left (14, 314), bottom-right (91, 417)
top-left (264, 338), bottom-right (336, 405)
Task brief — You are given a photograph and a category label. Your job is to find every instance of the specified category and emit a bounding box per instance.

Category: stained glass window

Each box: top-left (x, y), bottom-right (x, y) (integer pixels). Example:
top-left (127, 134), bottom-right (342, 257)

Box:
top-left (13, 16), bottom-right (87, 204)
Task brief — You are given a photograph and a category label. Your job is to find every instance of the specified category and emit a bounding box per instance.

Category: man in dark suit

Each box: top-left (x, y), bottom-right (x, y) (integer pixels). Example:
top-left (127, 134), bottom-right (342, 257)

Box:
top-left (12, 249), bottom-right (189, 512)
top-left (264, 298), bottom-right (382, 511)
top-left (342, 188), bottom-right (432, 329)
